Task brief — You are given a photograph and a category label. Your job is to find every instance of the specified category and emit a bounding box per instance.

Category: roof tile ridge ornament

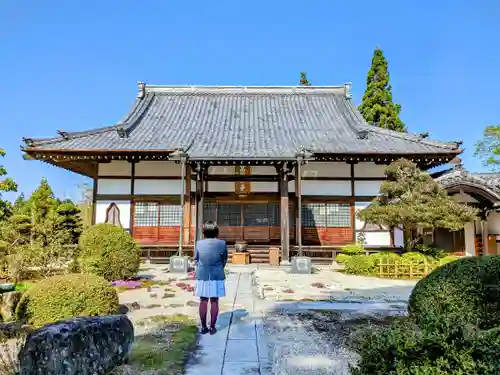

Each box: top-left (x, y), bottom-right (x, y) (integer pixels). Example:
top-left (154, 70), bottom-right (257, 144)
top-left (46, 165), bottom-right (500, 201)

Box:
top-left (137, 82), bottom-right (146, 99)
top-left (344, 82), bottom-right (352, 100)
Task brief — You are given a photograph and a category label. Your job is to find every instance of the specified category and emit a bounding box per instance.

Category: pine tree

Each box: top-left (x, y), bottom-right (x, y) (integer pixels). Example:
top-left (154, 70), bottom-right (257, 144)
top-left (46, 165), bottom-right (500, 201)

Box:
top-left (0, 148), bottom-right (17, 221)
top-left (299, 72), bottom-right (311, 86)
top-left (358, 48), bottom-right (406, 132)
top-left (57, 199), bottom-right (83, 244)
top-left (358, 159), bottom-right (478, 250)
top-left (475, 125), bottom-right (500, 170)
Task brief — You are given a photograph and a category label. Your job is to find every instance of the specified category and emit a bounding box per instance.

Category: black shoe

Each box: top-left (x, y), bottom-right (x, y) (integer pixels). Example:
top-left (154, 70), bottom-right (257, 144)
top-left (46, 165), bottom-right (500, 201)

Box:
top-left (209, 327), bottom-right (217, 335)
top-left (200, 326), bottom-right (209, 334)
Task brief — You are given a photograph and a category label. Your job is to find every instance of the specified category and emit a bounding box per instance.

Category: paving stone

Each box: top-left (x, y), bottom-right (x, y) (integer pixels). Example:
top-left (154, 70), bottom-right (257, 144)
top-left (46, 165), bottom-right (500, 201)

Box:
top-left (222, 361), bottom-right (260, 375)
top-left (225, 339), bottom-right (258, 362)
top-left (228, 321), bottom-right (256, 340)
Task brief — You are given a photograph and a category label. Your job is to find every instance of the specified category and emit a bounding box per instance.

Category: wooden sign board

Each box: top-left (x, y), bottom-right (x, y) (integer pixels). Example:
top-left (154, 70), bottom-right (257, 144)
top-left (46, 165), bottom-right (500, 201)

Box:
top-left (235, 166), bottom-right (251, 194)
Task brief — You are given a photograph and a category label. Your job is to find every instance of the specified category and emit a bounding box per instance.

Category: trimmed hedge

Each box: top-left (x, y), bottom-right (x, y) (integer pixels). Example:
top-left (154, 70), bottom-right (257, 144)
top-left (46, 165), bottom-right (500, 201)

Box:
top-left (350, 316), bottom-right (500, 375)
top-left (79, 223), bottom-right (141, 281)
top-left (409, 255), bottom-right (500, 329)
top-left (344, 255), bottom-right (375, 275)
top-left (335, 253), bottom-right (351, 264)
top-left (341, 243), bottom-right (364, 255)
top-left (16, 273), bottom-right (119, 327)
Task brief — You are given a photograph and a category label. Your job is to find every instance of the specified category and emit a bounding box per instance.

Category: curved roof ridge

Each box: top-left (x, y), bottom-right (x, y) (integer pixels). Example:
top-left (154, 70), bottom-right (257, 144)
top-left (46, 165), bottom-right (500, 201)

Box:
top-left (25, 94), bottom-right (153, 146)
top-left (345, 99), bottom-right (460, 151)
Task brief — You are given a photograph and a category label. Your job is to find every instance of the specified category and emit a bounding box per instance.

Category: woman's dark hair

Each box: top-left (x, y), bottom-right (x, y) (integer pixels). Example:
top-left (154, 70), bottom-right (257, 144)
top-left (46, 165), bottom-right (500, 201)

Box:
top-left (202, 220), bottom-right (219, 239)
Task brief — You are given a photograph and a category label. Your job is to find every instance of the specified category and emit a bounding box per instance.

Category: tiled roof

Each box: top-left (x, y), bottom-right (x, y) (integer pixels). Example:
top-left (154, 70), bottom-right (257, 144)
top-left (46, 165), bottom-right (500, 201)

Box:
top-left (433, 167), bottom-right (500, 202)
top-left (23, 84), bottom-right (461, 158)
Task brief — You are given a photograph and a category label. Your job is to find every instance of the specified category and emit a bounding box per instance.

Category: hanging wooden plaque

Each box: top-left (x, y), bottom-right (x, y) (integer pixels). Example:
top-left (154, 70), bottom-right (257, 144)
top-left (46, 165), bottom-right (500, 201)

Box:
top-left (235, 166), bottom-right (251, 194)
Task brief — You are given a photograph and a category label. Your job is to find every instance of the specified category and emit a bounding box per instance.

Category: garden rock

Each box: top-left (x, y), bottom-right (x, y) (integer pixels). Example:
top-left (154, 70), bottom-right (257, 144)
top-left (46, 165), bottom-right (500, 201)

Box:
top-left (18, 315), bottom-right (134, 375)
top-left (0, 291), bottom-right (22, 321)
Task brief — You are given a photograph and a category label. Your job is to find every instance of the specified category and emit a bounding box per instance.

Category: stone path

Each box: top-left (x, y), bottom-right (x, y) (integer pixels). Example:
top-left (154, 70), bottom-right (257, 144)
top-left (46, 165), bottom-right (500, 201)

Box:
top-left (185, 266), bottom-right (412, 375)
top-left (186, 269), bottom-right (269, 375)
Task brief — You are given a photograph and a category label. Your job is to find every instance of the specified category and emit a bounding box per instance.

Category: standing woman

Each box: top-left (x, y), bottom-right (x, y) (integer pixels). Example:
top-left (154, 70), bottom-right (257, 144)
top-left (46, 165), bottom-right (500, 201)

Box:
top-left (194, 221), bottom-right (228, 335)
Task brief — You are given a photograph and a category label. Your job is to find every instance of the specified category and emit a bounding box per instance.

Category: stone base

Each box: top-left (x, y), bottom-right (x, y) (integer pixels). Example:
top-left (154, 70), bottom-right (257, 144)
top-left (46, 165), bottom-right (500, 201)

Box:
top-left (290, 256), bottom-right (312, 274)
top-left (169, 256), bottom-right (189, 273)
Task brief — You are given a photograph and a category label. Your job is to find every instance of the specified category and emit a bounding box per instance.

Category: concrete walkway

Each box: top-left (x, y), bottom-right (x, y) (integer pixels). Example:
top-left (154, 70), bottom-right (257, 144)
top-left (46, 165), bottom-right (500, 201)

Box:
top-left (186, 269), bottom-right (270, 375)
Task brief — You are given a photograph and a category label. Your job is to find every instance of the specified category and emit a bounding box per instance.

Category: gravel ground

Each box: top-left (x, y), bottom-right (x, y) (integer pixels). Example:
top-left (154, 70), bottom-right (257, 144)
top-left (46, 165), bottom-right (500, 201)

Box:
top-left (262, 308), bottom-right (406, 375)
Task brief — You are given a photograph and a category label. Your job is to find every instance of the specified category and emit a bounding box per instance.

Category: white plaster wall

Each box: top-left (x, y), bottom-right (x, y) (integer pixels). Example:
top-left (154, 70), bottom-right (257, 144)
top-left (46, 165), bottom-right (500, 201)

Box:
top-left (301, 162), bottom-right (351, 178)
top-left (354, 202), bottom-right (369, 230)
top-left (288, 180), bottom-right (295, 193)
top-left (488, 212), bottom-right (500, 234)
top-left (354, 163), bottom-right (386, 178)
top-left (356, 231), bottom-right (391, 246)
top-left (394, 228), bottom-right (404, 247)
top-left (207, 181), bottom-right (234, 192)
top-left (208, 166), bottom-right (235, 175)
top-left (135, 161), bottom-right (180, 177)
top-left (97, 179), bottom-right (131, 195)
top-left (134, 179), bottom-right (183, 195)
top-left (301, 180), bottom-right (351, 196)
top-left (354, 180), bottom-right (382, 196)
top-left (464, 222), bottom-right (476, 256)
top-left (452, 192), bottom-right (479, 204)
top-left (251, 166), bottom-right (277, 175)
top-left (98, 161), bottom-right (132, 176)
top-left (95, 200), bottom-right (131, 229)
top-left (251, 182), bottom-right (279, 192)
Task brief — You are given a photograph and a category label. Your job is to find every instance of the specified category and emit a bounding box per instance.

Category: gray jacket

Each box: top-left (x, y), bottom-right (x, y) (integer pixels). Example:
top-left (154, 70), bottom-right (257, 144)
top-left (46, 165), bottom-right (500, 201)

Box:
top-left (194, 239), bottom-right (228, 281)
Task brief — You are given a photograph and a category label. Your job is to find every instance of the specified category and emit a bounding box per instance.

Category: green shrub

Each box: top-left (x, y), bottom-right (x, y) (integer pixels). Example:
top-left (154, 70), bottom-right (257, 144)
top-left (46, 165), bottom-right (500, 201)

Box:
top-left (335, 253), bottom-right (351, 264)
top-left (369, 251), bottom-right (400, 265)
top-left (341, 243), bottom-right (365, 255)
top-left (409, 255), bottom-right (500, 329)
top-left (350, 316), bottom-right (500, 375)
top-left (344, 255), bottom-right (375, 275)
top-left (414, 243), bottom-right (445, 259)
top-left (79, 223), bottom-right (141, 281)
top-left (16, 273), bottom-right (119, 328)
top-left (439, 255), bottom-right (460, 265)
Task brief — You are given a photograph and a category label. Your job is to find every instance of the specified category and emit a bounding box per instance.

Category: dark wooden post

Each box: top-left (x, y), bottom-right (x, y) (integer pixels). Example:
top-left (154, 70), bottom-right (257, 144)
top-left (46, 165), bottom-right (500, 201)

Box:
top-left (280, 163), bottom-right (290, 263)
top-left (178, 154), bottom-right (187, 255)
top-left (295, 154), bottom-right (304, 257)
top-left (195, 164), bottom-right (205, 242)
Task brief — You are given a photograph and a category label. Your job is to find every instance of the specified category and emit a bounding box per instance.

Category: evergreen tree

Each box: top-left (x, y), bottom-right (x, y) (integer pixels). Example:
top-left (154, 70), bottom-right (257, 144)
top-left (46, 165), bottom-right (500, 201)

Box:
top-left (299, 72), bottom-right (311, 86)
top-left (57, 199), bottom-right (83, 244)
top-left (0, 148), bottom-right (17, 221)
top-left (475, 125), bottom-right (500, 170)
top-left (13, 193), bottom-right (25, 212)
top-left (358, 159), bottom-right (478, 250)
top-left (358, 48), bottom-right (406, 132)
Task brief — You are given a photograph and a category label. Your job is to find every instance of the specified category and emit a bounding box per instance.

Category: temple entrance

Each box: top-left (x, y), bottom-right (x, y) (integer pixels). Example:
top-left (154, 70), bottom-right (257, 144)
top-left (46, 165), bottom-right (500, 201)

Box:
top-left (203, 201), bottom-right (293, 244)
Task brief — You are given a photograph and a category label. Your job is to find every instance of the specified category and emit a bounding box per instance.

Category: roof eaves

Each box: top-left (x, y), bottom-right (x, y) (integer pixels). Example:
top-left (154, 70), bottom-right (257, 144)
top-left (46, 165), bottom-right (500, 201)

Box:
top-left (22, 92), bottom-right (153, 148)
top-left (344, 100), bottom-right (461, 151)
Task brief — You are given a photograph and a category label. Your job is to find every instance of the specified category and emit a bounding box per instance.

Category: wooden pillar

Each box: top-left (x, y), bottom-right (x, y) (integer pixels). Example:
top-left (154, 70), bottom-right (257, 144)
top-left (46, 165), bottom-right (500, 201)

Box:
top-left (280, 164), bottom-right (290, 263)
top-left (481, 219), bottom-right (489, 255)
top-left (129, 161), bottom-right (136, 236)
top-left (183, 165), bottom-right (191, 245)
top-left (195, 165), bottom-right (205, 242)
top-left (178, 154), bottom-right (187, 254)
top-left (91, 177), bottom-right (98, 225)
top-left (296, 155), bottom-right (303, 257)
top-left (350, 163), bottom-right (356, 243)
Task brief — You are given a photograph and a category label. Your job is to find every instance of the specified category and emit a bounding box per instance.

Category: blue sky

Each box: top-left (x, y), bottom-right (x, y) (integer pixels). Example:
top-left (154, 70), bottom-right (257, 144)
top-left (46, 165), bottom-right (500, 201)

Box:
top-left (1, 0), bottom-right (499, 202)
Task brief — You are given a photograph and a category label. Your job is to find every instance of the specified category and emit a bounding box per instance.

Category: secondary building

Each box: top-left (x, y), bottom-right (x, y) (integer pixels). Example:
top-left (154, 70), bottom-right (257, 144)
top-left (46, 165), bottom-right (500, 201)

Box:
top-left (22, 83), bottom-right (463, 262)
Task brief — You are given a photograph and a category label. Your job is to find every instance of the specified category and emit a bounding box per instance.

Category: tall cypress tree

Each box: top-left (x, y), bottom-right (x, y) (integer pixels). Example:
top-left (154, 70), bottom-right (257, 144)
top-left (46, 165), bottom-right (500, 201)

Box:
top-left (358, 48), bottom-right (406, 132)
top-left (299, 72), bottom-right (311, 86)
top-left (0, 148), bottom-right (17, 221)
